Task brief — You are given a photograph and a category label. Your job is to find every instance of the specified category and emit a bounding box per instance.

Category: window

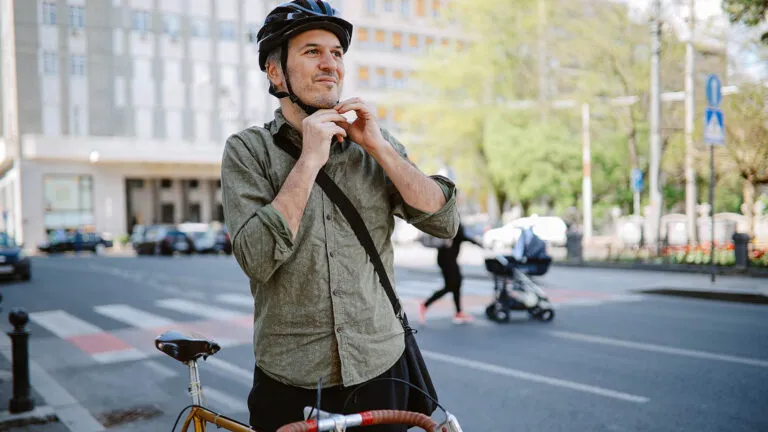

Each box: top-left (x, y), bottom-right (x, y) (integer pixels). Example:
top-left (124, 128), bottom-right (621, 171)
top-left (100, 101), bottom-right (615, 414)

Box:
top-left (161, 204), bottom-right (175, 224)
top-left (393, 70), bottom-right (405, 89)
top-left (394, 107), bottom-right (404, 124)
top-left (358, 66), bottom-right (370, 88)
top-left (70, 55), bottom-right (86, 76)
top-left (425, 36), bottom-right (435, 49)
top-left (432, 0), bottom-right (440, 17)
top-left (415, 0), bottom-right (425, 17)
top-left (366, 0), bottom-right (376, 14)
top-left (377, 106), bottom-right (388, 122)
top-left (408, 34), bottom-right (419, 51)
top-left (357, 28), bottom-right (368, 46)
top-left (189, 180), bottom-right (199, 189)
top-left (442, 38), bottom-right (450, 47)
top-left (219, 21), bottom-right (236, 41)
top-left (375, 67), bottom-right (386, 88)
top-left (43, 51), bottom-right (58, 75)
top-left (132, 10), bottom-right (151, 33)
top-left (188, 203), bottom-right (201, 223)
top-left (69, 6), bottom-right (84, 30)
top-left (163, 14), bottom-right (180, 37)
top-left (191, 18), bottom-right (209, 38)
top-left (457, 40), bottom-right (465, 51)
top-left (374, 30), bottom-right (385, 48)
top-left (392, 32), bottom-right (402, 51)
top-left (401, 0), bottom-right (410, 17)
top-left (43, 175), bottom-right (94, 231)
top-left (160, 179), bottom-right (173, 189)
top-left (42, 2), bottom-right (56, 25)
top-left (384, 0), bottom-right (393, 12)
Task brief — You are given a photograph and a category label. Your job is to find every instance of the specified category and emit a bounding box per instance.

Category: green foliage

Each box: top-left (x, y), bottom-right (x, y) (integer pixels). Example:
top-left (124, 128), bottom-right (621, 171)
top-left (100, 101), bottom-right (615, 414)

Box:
top-left (722, 0), bottom-right (768, 44)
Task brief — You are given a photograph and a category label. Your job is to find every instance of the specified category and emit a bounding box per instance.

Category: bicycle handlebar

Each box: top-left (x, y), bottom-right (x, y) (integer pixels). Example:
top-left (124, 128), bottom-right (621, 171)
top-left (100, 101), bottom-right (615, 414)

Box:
top-left (276, 410), bottom-right (437, 432)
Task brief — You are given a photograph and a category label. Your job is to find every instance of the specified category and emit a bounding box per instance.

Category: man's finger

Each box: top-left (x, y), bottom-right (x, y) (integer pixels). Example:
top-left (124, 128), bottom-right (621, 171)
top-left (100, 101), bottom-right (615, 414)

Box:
top-left (335, 102), bottom-right (369, 115)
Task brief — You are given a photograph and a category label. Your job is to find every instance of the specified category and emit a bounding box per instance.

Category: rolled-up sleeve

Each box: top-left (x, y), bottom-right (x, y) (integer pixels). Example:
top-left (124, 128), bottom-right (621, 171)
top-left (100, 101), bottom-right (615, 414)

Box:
top-left (221, 133), bottom-right (295, 285)
top-left (382, 130), bottom-right (460, 239)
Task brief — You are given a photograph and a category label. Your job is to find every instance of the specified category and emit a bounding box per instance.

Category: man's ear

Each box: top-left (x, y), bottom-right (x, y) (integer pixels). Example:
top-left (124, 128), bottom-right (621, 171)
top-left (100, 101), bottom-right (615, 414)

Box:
top-left (266, 61), bottom-right (283, 91)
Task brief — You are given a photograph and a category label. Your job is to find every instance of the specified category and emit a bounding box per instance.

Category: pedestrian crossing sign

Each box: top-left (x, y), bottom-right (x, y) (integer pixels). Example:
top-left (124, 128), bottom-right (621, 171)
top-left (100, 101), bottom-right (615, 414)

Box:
top-left (704, 107), bottom-right (724, 146)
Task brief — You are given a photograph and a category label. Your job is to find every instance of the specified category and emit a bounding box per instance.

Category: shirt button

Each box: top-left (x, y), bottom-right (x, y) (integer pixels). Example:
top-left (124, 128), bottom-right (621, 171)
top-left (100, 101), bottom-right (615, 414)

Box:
top-left (336, 327), bottom-right (343, 333)
top-left (332, 289), bottom-right (340, 296)
top-left (329, 251), bottom-right (335, 258)
top-left (326, 214), bottom-right (332, 221)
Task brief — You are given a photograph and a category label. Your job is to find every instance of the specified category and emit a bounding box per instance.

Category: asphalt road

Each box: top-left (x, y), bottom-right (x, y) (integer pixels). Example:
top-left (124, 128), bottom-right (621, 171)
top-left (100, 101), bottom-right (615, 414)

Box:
top-left (0, 254), bottom-right (765, 432)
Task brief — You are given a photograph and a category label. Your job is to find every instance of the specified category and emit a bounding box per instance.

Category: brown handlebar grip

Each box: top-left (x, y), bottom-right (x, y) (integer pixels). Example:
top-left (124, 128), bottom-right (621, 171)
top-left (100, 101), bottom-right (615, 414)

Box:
top-left (366, 410), bottom-right (437, 431)
top-left (275, 410), bottom-right (438, 432)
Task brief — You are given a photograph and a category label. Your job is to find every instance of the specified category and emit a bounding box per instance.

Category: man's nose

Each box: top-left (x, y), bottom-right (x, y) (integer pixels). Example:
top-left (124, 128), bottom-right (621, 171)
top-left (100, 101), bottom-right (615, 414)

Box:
top-left (318, 51), bottom-right (336, 71)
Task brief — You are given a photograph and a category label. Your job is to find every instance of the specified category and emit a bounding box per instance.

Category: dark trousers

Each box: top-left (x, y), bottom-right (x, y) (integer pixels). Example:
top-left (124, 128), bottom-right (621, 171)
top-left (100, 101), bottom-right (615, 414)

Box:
top-left (424, 261), bottom-right (463, 312)
top-left (248, 353), bottom-right (410, 432)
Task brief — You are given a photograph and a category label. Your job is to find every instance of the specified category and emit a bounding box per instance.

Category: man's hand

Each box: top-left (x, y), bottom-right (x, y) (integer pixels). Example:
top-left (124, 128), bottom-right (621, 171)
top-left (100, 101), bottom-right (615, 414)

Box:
top-left (300, 109), bottom-right (349, 168)
top-left (334, 98), bottom-right (387, 154)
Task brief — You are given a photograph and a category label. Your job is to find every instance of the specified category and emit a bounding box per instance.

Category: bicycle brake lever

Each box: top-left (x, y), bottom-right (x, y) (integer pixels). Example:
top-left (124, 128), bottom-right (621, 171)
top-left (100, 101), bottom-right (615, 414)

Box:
top-left (436, 412), bottom-right (463, 432)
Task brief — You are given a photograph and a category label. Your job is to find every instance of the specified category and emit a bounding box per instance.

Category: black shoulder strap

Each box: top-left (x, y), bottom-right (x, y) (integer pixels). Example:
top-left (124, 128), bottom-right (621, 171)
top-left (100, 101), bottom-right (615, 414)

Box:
top-left (272, 133), bottom-right (410, 328)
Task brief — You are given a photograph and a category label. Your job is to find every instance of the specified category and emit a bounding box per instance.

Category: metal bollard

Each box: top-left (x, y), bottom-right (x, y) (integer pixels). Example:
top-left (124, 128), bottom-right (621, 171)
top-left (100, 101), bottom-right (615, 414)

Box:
top-left (8, 308), bottom-right (34, 413)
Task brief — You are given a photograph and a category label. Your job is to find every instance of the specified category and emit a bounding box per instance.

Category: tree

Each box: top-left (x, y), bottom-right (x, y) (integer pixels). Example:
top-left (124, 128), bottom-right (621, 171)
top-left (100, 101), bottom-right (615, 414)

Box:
top-left (721, 83), bottom-right (768, 237)
top-left (723, 0), bottom-right (768, 44)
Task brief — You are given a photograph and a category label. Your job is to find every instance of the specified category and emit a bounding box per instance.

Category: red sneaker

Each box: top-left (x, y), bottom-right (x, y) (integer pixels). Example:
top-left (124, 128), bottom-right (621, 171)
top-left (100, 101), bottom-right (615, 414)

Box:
top-left (419, 303), bottom-right (427, 324)
top-left (452, 312), bottom-right (474, 324)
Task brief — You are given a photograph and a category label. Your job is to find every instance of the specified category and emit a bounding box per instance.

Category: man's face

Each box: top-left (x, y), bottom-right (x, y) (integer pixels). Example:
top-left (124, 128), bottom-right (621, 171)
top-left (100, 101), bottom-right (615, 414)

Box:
top-left (281, 29), bottom-right (345, 109)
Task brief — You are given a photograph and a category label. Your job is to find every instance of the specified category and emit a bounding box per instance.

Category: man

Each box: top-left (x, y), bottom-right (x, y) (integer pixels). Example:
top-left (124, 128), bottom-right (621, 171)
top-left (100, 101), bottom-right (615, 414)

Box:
top-left (220, 1), bottom-right (459, 431)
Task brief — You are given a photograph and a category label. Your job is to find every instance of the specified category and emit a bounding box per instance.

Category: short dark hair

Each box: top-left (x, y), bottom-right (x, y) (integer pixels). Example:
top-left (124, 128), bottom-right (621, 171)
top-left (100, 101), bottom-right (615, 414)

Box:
top-left (265, 47), bottom-right (282, 72)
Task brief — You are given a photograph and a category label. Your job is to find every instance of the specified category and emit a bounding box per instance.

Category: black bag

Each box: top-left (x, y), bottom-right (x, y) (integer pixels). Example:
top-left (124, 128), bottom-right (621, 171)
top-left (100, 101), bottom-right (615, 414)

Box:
top-left (273, 133), bottom-right (439, 416)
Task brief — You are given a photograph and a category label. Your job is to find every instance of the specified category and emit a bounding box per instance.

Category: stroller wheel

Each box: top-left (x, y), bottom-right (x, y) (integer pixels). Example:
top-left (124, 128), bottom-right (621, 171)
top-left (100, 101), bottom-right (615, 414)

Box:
top-left (537, 309), bottom-right (555, 322)
top-left (485, 303), bottom-right (510, 323)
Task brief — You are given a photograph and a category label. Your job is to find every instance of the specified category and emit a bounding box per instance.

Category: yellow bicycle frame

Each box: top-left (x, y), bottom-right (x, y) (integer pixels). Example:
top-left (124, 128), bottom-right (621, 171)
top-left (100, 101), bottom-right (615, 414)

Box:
top-left (180, 406), bottom-right (253, 432)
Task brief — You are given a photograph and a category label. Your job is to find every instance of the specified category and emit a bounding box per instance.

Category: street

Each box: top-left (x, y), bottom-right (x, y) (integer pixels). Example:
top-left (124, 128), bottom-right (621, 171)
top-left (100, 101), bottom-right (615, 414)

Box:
top-left (0, 251), bottom-right (766, 432)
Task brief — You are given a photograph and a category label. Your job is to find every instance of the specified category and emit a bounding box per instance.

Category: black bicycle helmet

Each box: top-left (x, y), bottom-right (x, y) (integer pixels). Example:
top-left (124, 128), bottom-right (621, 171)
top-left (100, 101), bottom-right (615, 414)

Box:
top-left (257, 0), bottom-right (353, 114)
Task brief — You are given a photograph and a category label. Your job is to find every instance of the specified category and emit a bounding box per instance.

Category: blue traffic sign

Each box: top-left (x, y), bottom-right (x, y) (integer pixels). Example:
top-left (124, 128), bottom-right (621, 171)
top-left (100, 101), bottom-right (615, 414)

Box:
top-left (704, 107), bottom-right (724, 145)
top-left (631, 168), bottom-right (644, 192)
top-left (706, 74), bottom-right (721, 107)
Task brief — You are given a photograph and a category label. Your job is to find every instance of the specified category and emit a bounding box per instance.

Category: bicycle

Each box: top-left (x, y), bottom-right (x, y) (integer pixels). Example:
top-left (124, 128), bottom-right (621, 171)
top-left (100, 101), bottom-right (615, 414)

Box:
top-left (155, 330), bottom-right (463, 431)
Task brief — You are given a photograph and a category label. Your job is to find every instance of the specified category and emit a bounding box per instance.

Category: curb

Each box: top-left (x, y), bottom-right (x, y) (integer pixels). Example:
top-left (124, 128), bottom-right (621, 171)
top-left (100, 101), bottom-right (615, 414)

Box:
top-left (551, 260), bottom-right (768, 278)
top-left (0, 405), bottom-right (58, 429)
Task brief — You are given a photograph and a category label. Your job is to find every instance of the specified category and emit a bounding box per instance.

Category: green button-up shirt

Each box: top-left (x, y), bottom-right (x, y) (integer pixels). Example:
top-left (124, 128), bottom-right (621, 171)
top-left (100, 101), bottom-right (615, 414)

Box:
top-left (221, 109), bottom-right (459, 389)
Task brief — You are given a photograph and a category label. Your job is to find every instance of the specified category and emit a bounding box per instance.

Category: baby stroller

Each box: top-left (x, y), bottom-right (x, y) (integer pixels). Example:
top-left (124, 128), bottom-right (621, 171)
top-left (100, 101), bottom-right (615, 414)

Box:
top-left (483, 227), bottom-right (555, 323)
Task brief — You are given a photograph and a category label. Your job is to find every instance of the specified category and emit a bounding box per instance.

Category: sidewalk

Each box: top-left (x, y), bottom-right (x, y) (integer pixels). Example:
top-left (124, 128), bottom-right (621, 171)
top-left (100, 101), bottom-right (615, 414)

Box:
top-left (0, 348), bottom-right (67, 431)
top-left (393, 243), bottom-right (768, 298)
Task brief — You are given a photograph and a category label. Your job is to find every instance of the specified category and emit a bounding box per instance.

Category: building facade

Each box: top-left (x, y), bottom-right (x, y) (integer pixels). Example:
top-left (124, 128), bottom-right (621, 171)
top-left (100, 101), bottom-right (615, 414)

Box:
top-left (1, 0), bottom-right (461, 249)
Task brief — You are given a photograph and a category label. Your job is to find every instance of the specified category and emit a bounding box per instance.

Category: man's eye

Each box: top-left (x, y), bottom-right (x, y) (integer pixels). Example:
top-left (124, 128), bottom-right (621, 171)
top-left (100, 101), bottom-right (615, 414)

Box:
top-left (333, 51), bottom-right (343, 58)
top-left (306, 48), bottom-right (319, 54)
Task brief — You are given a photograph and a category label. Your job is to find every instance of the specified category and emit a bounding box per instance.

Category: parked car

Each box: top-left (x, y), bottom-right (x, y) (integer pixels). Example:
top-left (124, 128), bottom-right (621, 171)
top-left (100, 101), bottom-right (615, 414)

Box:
top-left (135, 225), bottom-right (194, 256)
top-left (214, 226), bottom-right (232, 255)
top-left (0, 232), bottom-right (30, 281)
top-left (38, 231), bottom-right (113, 254)
top-left (483, 216), bottom-right (568, 251)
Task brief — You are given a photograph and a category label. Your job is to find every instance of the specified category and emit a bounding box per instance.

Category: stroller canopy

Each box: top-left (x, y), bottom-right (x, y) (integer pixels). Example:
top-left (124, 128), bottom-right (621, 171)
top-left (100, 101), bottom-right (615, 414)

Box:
top-left (510, 227), bottom-right (549, 261)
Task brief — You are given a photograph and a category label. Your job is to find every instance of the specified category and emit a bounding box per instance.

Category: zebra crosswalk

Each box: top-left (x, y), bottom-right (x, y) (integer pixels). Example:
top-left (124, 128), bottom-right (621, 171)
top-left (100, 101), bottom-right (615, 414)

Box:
top-left (22, 278), bottom-right (640, 367)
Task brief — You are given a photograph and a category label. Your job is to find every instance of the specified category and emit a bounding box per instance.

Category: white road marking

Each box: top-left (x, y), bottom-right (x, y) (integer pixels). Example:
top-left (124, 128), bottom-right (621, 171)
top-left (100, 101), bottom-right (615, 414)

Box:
top-left (421, 350), bottom-right (649, 404)
top-left (205, 357), bottom-right (253, 381)
top-left (29, 310), bottom-right (102, 338)
top-left (92, 349), bottom-right (148, 364)
top-left (155, 299), bottom-right (244, 320)
top-left (550, 331), bottom-right (768, 368)
top-left (215, 293), bottom-right (254, 308)
top-left (203, 387), bottom-right (249, 413)
top-left (144, 360), bottom-right (179, 378)
top-left (94, 304), bottom-right (174, 329)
